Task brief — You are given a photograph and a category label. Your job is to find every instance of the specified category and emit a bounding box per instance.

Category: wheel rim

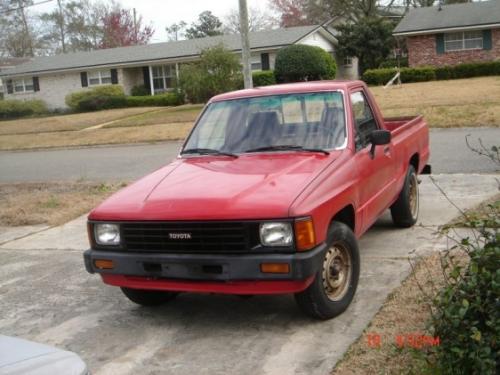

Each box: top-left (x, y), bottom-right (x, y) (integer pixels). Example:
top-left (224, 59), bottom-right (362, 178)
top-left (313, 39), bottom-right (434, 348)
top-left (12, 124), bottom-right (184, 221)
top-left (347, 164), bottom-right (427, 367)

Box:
top-left (322, 243), bottom-right (352, 301)
top-left (408, 173), bottom-right (419, 219)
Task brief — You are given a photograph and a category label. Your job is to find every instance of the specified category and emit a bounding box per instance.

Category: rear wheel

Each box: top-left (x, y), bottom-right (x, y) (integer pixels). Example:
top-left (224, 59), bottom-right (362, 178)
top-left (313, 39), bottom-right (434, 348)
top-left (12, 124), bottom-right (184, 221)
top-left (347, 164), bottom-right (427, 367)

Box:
top-left (294, 222), bottom-right (360, 320)
top-left (120, 287), bottom-right (178, 306)
top-left (391, 165), bottom-right (419, 228)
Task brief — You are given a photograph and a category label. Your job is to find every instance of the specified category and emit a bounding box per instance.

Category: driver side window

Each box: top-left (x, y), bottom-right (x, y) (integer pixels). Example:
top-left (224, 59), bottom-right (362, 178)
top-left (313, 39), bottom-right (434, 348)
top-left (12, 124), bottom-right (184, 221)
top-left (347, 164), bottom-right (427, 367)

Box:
top-left (350, 91), bottom-right (378, 150)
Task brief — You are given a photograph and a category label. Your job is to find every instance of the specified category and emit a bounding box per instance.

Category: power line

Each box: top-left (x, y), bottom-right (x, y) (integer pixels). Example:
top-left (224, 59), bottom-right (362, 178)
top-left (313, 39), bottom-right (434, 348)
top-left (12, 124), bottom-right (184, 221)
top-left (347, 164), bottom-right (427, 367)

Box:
top-left (0, 0), bottom-right (55, 15)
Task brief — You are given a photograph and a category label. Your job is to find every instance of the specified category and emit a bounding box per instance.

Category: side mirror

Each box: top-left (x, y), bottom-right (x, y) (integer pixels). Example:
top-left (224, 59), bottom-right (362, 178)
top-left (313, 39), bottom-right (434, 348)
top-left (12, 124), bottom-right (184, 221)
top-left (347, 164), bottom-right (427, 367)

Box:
top-left (369, 130), bottom-right (391, 159)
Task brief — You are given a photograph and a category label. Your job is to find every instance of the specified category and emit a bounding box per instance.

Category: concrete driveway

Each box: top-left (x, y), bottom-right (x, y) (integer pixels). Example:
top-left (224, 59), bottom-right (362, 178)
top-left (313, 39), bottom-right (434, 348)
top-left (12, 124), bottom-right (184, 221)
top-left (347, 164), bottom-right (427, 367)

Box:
top-left (0, 174), bottom-right (497, 375)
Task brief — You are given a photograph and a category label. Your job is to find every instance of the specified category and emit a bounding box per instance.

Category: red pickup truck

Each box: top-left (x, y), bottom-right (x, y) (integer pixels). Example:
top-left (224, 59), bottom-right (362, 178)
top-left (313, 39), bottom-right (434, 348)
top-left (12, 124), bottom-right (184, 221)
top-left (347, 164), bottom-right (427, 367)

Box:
top-left (84, 80), bottom-right (430, 319)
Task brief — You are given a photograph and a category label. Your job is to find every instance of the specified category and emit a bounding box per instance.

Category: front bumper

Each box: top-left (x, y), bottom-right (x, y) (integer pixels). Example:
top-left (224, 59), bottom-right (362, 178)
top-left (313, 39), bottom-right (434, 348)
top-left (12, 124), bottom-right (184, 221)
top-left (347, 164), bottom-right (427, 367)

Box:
top-left (83, 244), bottom-right (327, 294)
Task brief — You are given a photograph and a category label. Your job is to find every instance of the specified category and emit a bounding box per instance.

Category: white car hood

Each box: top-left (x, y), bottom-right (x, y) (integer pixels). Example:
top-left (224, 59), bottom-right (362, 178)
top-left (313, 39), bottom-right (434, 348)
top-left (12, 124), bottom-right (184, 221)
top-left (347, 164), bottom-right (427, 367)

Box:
top-left (0, 335), bottom-right (88, 375)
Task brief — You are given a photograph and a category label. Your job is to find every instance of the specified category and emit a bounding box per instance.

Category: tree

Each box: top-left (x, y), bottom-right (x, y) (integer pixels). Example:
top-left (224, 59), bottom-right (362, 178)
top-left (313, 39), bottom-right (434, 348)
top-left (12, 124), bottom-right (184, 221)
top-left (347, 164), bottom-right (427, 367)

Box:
top-left (100, 6), bottom-right (154, 48)
top-left (305, 0), bottom-right (380, 24)
top-left (165, 21), bottom-right (187, 41)
top-left (0, 0), bottom-right (46, 57)
top-left (178, 45), bottom-right (242, 103)
top-left (223, 7), bottom-right (276, 33)
top-left (184, 11), bottom-right (223, 39)
top-left (269, 0), bottom-right (310, 27)
top-left (335, 17), bottom-right (395, 74)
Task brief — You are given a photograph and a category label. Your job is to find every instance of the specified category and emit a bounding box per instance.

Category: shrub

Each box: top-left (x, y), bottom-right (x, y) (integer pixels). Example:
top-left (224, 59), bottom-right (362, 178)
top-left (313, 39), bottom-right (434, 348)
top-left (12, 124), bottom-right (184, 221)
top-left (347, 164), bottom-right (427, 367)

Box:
top-left (362, 61), bottom-right (500, 85)
top-left (400, 67), bottom-right (435, 83)
top-left (252, 71), bottom-right (276, 87)
top-left (431, 204), bottom-right (499, 374)
top-left (126, 92), bottom-right (183, 107)
top-left (179, 44), bottom-right (243, 103)
top-left (130, 85), bottom-right (150, 96)
top-left (362, 68), bottom-right (397, 85)
top-left (65, 85), bottom-right (126, 111)
top-left (0, 99), bottom-right (48, 119)
top-left (274, 45), bottom-right (336, 83)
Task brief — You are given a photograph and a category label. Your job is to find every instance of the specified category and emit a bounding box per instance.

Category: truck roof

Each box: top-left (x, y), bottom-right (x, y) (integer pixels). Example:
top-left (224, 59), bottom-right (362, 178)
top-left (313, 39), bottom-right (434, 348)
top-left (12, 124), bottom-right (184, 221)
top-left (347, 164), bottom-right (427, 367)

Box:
top-left (210, 80), bottom-right (365, 102)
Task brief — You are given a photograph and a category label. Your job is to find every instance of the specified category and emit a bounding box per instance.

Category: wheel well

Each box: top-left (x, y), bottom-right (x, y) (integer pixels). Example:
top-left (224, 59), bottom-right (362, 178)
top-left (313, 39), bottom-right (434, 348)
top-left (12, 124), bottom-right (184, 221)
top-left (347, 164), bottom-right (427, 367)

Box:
top-left (331, 205), bottom-right (355, 232)
top-left (410, 153), bottom-right (419, 172)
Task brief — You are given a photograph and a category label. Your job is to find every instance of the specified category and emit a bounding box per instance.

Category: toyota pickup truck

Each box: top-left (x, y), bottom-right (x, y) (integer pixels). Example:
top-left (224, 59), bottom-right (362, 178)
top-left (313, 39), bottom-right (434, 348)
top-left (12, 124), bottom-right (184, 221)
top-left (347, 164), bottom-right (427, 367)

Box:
top-left (84, 80), bottom-right (430, 319)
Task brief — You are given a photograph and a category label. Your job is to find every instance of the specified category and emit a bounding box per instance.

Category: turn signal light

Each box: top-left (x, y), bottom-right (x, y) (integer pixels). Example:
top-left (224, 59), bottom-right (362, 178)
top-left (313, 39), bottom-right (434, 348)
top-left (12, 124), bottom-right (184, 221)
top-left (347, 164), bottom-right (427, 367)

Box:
top-left (260, 263), bottom-right (290, 274)
top-left (94, 259), bottom-right (114, 270)
top-left (295, 218), bottom-right (316, 251)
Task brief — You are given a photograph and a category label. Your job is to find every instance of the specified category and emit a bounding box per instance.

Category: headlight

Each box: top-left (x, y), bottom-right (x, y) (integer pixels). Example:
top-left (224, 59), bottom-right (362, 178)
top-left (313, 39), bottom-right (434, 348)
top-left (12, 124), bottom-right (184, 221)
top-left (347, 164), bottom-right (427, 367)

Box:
top-left (260, 222), bottom-right (293, 247)
top-left (94, 223), bottom-right (120, 245)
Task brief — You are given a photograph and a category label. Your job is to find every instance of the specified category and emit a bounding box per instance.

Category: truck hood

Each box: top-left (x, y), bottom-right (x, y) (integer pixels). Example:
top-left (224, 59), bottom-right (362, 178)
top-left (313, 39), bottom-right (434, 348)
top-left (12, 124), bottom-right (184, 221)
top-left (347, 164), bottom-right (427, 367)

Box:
top-left (90, 152), bottom-right (341, 221)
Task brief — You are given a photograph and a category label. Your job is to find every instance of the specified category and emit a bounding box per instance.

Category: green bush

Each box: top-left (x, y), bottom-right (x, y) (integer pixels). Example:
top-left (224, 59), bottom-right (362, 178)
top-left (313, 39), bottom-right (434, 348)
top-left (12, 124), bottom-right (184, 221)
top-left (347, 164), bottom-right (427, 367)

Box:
top-left (126, 92), bottom-right (183, 107)
top-left (363, 61), bottom-right (500, 85)
top-left (431, 207), bottom-right (499, 374)
top-left (400, 67), bottom-right (435, 83)
top-left (179, 44), bottom-right (243, 103)
top-left (275, 45), bottom-right (336, 83)
top-left (65, 85), bottom-right (126, 111)
top-left (0, 99), bottom-right (48, 119)
top-left (252, 71), bottom-right (276, 87)
top-left (130, 85), bottom-right (150, 96)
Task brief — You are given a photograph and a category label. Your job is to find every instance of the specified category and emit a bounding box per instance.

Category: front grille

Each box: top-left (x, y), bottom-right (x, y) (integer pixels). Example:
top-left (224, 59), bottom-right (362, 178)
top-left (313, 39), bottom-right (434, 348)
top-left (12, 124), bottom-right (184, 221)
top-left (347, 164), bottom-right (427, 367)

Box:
top-left (121, 222), bottom-right (260, 253)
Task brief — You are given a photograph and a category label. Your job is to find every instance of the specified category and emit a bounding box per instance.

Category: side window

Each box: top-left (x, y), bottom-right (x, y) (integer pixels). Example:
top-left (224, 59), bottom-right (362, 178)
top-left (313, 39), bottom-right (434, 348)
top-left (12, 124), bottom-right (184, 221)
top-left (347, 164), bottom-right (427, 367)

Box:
top-left (350, 91), bottom-right (378, 150)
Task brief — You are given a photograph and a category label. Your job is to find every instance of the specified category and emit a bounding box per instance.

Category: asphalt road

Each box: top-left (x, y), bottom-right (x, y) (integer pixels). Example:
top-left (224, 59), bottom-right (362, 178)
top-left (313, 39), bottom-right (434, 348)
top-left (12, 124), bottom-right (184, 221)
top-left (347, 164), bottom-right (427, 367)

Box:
top-left (1, 175), bottom-right (498, 375)
top-left (0, 128), bottom-right (498, 183)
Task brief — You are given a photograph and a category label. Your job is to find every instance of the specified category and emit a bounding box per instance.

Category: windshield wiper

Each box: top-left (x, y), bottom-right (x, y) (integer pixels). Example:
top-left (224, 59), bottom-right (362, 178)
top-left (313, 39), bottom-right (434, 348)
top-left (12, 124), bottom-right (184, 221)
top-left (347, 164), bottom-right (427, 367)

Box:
top-left (181, 148), bottom-right (238, 158)
top-left (244, 145), bottom-right (330, 155)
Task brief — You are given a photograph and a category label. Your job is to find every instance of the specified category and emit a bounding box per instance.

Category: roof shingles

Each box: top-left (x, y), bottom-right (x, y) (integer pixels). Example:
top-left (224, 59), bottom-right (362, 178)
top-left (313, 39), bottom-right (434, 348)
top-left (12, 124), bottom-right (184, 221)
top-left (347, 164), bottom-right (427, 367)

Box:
top-left (394, 1), bottom-right (500, 35)
top-left (1, 25), bottom-right (322, 77)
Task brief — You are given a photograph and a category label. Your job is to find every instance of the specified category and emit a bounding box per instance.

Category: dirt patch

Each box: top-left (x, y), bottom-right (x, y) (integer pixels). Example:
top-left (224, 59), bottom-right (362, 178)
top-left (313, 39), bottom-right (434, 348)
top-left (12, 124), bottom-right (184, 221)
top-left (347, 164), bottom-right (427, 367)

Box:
top-left (332, 253), bottom-right (445, 374)
top-left (0, 182), bottom-right (124, 226)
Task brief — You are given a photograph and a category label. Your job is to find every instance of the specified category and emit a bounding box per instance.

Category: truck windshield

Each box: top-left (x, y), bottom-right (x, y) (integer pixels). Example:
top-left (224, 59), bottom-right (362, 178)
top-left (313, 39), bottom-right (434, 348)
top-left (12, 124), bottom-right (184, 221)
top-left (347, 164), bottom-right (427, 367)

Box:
top-left (183, 91), bottom-right (346, 155)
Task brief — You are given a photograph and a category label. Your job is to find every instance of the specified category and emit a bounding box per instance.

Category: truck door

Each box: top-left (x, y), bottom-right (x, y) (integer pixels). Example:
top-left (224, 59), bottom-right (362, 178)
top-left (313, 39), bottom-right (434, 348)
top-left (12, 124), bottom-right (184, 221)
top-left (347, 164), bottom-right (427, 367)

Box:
top-left (349, 90), bottom-right (396, 232)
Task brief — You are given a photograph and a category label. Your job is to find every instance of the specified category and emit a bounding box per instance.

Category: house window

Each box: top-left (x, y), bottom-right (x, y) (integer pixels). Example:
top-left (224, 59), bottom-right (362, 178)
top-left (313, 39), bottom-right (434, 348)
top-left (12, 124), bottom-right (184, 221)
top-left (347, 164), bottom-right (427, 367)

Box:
top-left (343, 56), bottom-right (353, 66)
top-left (251, 62), bottom-right (262, 71)
top-left (88, 70), bottom-right (112, 85)
top-left (13, 77), bottom-right (34, 93)
top-left (444, 31), bottom-right (483, 52)
top-left (152, 65), bottom-right (175, 93)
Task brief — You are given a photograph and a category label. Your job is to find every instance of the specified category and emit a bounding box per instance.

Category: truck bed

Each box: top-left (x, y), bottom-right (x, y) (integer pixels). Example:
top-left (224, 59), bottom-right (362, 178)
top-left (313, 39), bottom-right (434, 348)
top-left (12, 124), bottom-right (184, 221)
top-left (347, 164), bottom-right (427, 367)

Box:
top-left (384, 116), bottom-right (424, 136)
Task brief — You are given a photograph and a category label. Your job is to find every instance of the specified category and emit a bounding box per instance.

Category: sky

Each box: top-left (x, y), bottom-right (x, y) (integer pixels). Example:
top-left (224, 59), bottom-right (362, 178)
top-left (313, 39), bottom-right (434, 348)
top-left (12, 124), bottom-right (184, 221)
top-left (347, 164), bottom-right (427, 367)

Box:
top-left (31, 0), bottom-right (274, 43)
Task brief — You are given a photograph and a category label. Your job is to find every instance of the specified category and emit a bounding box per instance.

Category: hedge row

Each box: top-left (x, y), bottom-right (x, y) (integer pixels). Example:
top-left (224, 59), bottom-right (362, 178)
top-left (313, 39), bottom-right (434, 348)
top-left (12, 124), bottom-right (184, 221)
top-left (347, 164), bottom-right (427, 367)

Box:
top-left (362, 61), bottom-right (500, 85)
top-left (0, 99), bottom-right (48, 119)
top-left (65, 85), bottom-right (183, 112)
top-left (252, 71), bottom-right (276, 87)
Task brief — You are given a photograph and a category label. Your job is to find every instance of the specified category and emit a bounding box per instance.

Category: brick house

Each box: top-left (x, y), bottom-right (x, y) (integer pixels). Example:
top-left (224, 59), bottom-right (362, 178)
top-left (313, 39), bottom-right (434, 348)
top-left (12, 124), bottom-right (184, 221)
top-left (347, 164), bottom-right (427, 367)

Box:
top-left (393, 1), bottom-right (500, 67)
top-left (0, 25), bottom-right (353, 110)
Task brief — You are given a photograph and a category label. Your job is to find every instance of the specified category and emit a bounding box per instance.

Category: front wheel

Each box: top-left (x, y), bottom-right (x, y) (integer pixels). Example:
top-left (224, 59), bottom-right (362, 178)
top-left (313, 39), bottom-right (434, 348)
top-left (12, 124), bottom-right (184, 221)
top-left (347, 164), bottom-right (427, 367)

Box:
top-left (391, 165), bottom-right (419, 228)
top-left (121, 287), bottom-right (178, 306)
top-left (294, 222), bottom-right (360, 320)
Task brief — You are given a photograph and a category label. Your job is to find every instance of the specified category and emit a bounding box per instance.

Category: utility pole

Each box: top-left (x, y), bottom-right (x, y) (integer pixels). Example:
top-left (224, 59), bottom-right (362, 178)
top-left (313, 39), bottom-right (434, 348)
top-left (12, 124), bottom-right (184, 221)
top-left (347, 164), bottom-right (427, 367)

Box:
top-left (57, 0), bottom-right (66, 53)
top-left (239, 0), bottom-right (252, 89)
top-left (133, 8), bottom-right (138, 44)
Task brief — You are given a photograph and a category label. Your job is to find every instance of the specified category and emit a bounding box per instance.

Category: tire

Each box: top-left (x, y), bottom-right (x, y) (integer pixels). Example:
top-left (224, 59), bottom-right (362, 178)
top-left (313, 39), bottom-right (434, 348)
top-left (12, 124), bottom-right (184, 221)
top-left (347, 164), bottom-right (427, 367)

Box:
top-left (391, 165), bottom-right (419, 228)
top-left (120, 287), bottom-right (178, 306)
top-left (294, 222), bottom-right (360, 320)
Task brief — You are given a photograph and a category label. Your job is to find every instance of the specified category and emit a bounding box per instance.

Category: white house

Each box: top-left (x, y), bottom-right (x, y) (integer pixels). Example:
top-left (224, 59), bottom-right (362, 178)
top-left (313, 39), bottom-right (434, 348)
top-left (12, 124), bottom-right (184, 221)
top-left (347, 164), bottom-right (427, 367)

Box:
top-left (0, 25), bottom-right (357, 109)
